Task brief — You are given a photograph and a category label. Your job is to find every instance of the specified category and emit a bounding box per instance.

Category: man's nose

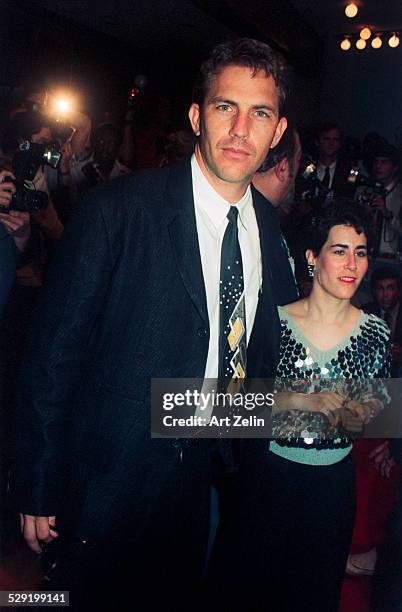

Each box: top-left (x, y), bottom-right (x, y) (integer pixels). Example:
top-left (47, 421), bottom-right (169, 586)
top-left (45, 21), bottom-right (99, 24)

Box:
top-left (229, 112), bottom-right (249, 140)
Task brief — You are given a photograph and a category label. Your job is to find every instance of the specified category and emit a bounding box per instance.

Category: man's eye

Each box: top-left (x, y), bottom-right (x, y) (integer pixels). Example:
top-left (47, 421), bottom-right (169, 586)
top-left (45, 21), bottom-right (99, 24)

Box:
top-left (255, 110), bottom-right (269, 118)
top-left (217, 104), bottom-right (232, 112)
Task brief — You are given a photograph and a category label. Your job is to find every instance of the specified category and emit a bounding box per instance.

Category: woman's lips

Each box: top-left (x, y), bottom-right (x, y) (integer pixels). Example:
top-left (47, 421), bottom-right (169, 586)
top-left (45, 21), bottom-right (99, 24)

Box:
top-left (338, 276), bottom-right (356, 284)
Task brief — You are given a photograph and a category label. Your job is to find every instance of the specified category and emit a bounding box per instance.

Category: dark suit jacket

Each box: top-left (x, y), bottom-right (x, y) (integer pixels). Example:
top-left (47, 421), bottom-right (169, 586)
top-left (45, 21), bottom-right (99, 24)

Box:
top-left (0, 225), bottom-right (17, 317)
top-left (15, 159), bottom-right (297, 541)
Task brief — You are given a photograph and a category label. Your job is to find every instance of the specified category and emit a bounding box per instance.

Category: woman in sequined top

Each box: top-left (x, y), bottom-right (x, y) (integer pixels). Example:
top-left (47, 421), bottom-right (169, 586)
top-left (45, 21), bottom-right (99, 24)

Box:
top-left (228, 200), bottom-right (391, 612)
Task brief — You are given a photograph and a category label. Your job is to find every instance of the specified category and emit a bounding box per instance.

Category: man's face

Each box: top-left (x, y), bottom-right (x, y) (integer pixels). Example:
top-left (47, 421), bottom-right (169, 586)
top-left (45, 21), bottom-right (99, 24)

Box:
top-left (317, 128), bottom-right (341, 159)
top-left (374, 278), bottom-right (400, 311)
top-left (31, 127), bottom-right (52, 145)
top-left (188, 65), bottom-right (287, 198)
top-left (373, 157), bottom-right (397, 184)
top-left (94, 131), bottom-right (119, 166)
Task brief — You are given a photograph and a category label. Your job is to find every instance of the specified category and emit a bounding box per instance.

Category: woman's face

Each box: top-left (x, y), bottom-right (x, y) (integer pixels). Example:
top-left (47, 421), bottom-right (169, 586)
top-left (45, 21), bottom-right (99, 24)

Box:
top-left (307, 224), bottom-right (368, 301)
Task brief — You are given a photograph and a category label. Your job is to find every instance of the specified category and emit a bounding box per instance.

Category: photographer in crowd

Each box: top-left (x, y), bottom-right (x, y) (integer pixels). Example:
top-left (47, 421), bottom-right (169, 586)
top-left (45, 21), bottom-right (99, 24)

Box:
top-left (0, 169), bottom-right (30, 316)
top-left (68, 123), bottom-right (131, 197)
top-left (356, 144), bottom-right (402, 259)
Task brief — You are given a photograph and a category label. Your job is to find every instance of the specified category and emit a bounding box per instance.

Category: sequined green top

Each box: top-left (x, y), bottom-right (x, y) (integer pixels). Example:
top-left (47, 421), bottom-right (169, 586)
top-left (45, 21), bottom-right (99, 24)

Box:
top-left (270, 306), bottom-right (391, 465)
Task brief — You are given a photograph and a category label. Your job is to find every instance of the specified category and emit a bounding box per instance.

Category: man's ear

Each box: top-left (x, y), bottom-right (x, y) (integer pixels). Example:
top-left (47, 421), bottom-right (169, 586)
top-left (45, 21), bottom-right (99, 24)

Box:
top-left (306, 249), bottom-right (316, 266)
top-left (188, 103), bottom-right (201, 136)
top-left (270, 117), bottom-right (287, 149)
top-left (274, 157), bottom-right (289, 182)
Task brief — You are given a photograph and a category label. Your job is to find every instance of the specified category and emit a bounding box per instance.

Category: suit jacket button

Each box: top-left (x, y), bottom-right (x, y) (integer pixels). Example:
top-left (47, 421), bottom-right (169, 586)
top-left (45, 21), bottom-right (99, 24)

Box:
top-left (197, 327), bottom-right (208, 338)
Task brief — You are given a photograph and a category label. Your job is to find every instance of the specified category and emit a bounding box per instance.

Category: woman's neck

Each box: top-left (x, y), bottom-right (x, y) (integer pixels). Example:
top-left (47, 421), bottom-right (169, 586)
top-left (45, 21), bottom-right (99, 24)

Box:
top-left (303, 287), bottom-right (351, 324)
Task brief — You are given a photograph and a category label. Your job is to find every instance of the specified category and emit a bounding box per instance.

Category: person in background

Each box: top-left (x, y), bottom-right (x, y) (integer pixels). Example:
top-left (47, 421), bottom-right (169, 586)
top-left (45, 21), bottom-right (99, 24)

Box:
top-left (252, 124), bottom-right (302, 217)
top-left (364, 266), bottom-right (402, 376)
top-left (315, 122), bottom-right (354, 199)
top-left (356, 144), bottom-right (402, 259)
top-left (68, 123), bottom-right (131, 197)
top-left (0, 169), bottom-right (30, 316)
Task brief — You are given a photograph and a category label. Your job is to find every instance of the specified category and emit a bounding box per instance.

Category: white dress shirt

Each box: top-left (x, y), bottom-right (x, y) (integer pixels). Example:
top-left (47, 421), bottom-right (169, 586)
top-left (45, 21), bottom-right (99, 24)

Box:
top-left (317, 161), bottom-right (337, 189)
top-left (191, 154), bottom-right (262, 380)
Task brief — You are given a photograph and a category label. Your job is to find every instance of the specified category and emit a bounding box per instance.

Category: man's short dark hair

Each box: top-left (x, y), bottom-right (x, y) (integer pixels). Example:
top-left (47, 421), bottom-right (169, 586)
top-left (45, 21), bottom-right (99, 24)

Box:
top-left (316, 122), bottom-right (342, 139)
top-left (2, 111), bottom-right (50, 152)
top-left (373, 142), bottom-right (399, 168)
top-left (256, 124), bottom-right (296, 174)
top-left (370, 266), bottom-right (400, 291)
top-left (305, 198), bottom-right (372, 256)
top-left (192, 38), bottom-right (289, 114)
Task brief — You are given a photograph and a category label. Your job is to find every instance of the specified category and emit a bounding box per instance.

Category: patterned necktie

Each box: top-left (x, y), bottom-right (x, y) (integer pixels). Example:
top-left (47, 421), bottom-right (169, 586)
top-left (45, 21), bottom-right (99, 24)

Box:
top-left (322, 166), bottom-right (331, 189)
top-left (219, 206), bottom-right (247, 384)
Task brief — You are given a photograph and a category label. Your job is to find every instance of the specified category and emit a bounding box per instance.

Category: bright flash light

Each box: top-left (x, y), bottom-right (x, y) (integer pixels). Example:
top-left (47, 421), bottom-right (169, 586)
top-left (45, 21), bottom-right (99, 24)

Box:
top-left (56, 99), bottom-right (70, 114)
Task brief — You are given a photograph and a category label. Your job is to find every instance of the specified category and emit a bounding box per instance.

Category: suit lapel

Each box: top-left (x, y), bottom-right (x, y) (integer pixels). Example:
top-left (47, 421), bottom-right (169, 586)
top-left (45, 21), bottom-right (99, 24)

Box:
top-left (165, 160), bottom-right (209, 327)
top-left (250, 187), bottom-right (281, 368)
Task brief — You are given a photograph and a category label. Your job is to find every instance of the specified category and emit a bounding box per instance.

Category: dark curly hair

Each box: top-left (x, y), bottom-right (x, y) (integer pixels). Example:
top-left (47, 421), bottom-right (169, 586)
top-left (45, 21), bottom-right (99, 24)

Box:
top-left (306, 198), bottom-right (373, 257)
top-left (192, 37), bottom-right (289, 114)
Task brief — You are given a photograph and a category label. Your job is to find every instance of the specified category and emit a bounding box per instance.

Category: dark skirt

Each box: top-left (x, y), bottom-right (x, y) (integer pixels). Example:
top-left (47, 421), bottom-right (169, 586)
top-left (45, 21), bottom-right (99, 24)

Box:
top-left (207, 450), bottom-right (356, 612)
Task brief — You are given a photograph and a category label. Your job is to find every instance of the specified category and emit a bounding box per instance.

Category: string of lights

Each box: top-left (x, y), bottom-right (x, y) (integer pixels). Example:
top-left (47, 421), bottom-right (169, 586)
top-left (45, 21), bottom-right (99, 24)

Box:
top-left (339, 3), bottom-right (400, 51)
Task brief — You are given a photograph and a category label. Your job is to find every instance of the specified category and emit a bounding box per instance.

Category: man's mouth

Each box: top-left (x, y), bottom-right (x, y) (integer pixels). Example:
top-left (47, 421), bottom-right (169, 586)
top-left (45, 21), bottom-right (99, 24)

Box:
top-left (221, 147), bottom-right (251, 160)
top-left (338, 276), bottom-right (357, 284)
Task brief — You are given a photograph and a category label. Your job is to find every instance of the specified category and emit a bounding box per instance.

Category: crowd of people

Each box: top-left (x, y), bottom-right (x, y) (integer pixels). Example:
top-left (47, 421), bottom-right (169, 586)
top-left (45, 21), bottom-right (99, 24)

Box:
top-left (0, 36), bottom-right (401, 611)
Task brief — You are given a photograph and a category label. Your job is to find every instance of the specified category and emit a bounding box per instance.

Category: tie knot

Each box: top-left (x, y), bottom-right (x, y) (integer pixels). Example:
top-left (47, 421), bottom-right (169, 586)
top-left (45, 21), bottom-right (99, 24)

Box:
top-left (227, 206), bottom-right (239, 225)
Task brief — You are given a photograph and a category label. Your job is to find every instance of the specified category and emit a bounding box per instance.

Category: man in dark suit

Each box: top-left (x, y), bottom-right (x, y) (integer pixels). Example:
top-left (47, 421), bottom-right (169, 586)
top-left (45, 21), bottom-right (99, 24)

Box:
top-left (314, 122), bottom-right (354, 199)
top-left (15, 38), bottom-right (297, 610)
top-left (364, 266), bottom-right (402, 376)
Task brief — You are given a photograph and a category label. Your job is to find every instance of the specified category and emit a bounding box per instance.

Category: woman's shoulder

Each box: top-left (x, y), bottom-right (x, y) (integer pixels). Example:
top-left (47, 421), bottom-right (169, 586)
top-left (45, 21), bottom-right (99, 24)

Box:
top-left (278, 299), bottom-right (306, 319)
top-left (359, 310), bottom-right (391, 342)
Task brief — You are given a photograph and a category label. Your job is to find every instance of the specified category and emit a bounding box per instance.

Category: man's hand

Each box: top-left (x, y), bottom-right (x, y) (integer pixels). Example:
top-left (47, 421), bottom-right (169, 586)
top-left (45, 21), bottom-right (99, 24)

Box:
top-left (370, 195), bottom-right (386, 213)
top-left (0, 169), bottom-right (16, 207)
top-left (0, 209), bottom-right (31, 252)
top-left (369, 441), bottom-right (397, 478)
top-left (20, 514), bottom-right (58, 554)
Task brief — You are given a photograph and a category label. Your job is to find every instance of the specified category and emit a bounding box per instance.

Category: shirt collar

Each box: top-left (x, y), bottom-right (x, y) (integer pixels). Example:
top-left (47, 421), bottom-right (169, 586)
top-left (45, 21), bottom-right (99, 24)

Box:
top-left (318, 160), bottom-right (337, 171)
top-left (191, 154), bottom-right (252, 230)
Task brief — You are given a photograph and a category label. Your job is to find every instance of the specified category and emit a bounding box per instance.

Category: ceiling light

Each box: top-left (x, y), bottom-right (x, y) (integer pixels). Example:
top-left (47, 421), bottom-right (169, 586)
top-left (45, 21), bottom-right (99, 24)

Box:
top-left (356, 38), bottom-right (366, 50)
top-left (345, 3), bottom-right (358, 18)
top-left (371, 35), bottom-right (382, 49)
top-left (360, 27), bottom-right (372, 40)
top-left (340, 37), bottom-right (351, 50)
top-left (389, 33), bottom-right (400, 48)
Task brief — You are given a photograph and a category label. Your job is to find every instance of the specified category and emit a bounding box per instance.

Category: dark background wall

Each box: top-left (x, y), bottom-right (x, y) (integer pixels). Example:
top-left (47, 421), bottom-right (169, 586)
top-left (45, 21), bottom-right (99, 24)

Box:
top-left (1, 0), bottom-right (401, 141)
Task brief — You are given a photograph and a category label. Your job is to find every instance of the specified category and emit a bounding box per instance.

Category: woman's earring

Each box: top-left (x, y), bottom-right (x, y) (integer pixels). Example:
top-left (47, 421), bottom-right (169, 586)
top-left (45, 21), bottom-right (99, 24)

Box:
top-left (308, 264), bottom-right (315, 278)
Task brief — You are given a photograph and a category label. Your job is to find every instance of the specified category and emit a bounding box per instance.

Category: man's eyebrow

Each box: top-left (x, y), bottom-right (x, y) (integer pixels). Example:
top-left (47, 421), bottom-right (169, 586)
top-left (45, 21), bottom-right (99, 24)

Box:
top-left (208, 97), bottom-right (238, 106)
top-left (329, 243), bottom-right (367, 250)
top-left (207, 97), bottom-right (277, 113)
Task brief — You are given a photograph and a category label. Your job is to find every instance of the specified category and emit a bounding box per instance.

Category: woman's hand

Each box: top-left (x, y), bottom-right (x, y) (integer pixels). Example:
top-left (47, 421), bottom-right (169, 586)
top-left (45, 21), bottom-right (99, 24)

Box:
top-left (275, 391), bottom-right (345, 426)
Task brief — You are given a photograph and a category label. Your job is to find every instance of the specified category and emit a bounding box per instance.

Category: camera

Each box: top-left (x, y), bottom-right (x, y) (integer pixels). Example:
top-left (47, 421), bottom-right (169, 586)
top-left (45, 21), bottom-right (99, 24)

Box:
top-left (348, 169), bottom-right (387, 205)
top-left (297, 156), bottom-right (331, 200)
top-left (2, 141), bottom-right (62, 213)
